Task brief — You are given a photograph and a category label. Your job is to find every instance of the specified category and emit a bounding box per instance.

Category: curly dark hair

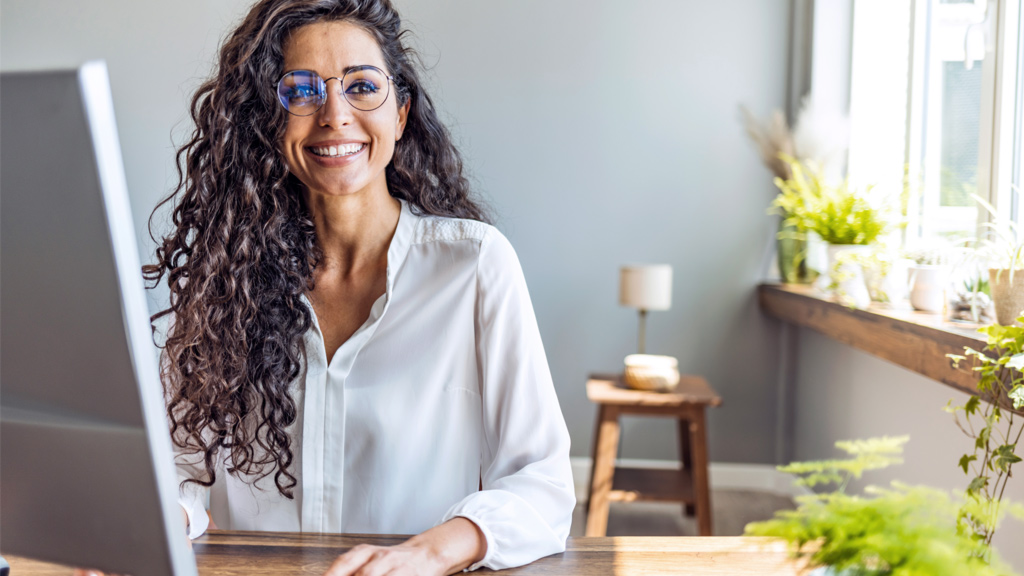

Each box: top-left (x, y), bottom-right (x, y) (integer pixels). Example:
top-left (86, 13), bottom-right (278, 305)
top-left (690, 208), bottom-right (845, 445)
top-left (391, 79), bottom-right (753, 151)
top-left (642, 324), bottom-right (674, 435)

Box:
top-left (144, 0), bottom-right (490, 498)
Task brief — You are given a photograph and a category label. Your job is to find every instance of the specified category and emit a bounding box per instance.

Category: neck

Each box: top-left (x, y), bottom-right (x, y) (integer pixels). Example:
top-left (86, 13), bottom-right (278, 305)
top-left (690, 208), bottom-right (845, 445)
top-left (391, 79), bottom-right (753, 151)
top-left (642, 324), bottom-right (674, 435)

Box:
top-left (305, 188), bottom-right (401, 277)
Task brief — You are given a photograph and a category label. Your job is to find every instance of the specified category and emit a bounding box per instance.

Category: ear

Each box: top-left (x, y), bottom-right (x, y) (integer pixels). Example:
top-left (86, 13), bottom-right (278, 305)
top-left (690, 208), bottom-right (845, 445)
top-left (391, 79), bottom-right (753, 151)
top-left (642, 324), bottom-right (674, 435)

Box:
top-left (395, 99), bottom-right (410, 140)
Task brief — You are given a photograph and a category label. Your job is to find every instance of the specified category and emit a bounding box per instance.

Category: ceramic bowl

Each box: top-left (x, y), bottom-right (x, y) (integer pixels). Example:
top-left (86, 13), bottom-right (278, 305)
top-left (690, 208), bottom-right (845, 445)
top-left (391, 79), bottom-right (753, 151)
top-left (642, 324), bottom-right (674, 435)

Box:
top-left (623, 354), bottom-right (680, 392)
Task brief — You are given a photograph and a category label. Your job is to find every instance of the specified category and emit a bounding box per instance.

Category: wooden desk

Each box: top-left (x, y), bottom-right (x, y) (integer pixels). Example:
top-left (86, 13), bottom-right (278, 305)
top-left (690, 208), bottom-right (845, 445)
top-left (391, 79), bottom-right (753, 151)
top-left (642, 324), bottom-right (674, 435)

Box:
top-left (6, 532), bottom-right (803, 574)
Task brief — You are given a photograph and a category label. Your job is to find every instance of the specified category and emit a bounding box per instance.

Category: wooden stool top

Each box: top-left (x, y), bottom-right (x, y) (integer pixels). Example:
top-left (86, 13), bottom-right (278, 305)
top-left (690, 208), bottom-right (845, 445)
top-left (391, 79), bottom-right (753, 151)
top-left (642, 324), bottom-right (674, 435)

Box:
top-left (587, 373), bottom-right (722, 408)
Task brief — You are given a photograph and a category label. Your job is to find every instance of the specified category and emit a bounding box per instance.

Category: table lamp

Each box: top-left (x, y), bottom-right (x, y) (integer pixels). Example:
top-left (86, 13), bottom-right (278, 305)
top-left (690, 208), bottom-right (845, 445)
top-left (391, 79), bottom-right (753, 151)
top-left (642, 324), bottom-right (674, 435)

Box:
top-left (619, 264), bottom-right (673, 354)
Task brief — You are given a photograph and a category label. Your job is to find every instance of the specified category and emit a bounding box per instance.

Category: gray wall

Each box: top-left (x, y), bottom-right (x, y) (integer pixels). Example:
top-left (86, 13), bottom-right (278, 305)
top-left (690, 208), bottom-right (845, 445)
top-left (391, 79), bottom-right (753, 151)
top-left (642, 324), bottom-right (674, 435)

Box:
top-left (8, 2), bottom-right (1022, 569)
top-left (395, 0), bottom-right (790, 463)
top-left (1, 0), bottom-right (791, 464)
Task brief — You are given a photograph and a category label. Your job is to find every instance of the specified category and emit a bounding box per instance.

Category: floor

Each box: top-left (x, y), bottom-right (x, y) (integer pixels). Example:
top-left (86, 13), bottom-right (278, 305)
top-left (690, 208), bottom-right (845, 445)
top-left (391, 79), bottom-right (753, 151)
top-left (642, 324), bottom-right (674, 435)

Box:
top-left (568, 489), bottom-right (797, 537)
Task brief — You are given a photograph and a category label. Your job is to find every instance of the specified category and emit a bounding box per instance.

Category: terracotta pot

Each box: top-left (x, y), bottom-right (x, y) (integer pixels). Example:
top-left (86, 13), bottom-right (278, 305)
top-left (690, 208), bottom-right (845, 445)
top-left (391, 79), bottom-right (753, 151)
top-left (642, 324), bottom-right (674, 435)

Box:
top-left (989, 268), bottom-right (1024, 326)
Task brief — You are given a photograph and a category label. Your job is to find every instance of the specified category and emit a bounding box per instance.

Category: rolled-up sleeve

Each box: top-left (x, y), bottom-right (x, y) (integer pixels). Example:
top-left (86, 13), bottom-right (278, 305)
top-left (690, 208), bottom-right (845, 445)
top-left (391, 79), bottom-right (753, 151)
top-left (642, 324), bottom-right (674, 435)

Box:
top-left (158, 331), bottom-right (212, 541)
top-left (438, 228), bottom-right (576, 571)
top-left (175, 449), bottom-right (211, 539)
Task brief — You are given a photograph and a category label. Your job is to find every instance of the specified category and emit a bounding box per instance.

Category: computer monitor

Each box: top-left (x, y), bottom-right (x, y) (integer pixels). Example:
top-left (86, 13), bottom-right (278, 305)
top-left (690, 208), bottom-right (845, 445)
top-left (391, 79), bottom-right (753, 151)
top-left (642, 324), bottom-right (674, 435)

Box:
top-left (1, 61), bottom-right (197, 576)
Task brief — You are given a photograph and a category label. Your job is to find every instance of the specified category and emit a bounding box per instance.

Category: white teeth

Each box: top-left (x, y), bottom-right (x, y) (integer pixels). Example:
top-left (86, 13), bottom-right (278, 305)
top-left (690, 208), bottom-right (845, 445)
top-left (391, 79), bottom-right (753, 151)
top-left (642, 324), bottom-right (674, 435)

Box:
top-left (311, 143), bottom-right (365, 157)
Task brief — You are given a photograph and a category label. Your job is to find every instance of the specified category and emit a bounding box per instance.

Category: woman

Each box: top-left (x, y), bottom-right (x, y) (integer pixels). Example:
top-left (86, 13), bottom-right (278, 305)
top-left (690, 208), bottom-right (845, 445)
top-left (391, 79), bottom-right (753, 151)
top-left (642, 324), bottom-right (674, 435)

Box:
top-left (143, 0), bottom-right (575, 574)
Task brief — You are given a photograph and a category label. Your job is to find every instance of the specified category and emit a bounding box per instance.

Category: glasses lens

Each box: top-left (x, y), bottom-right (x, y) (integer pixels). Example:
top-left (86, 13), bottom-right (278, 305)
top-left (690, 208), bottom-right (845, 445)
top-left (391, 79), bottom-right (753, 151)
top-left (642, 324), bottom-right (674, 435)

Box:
top-left (342, 66), bottom-right (389, 111)
top-left (277, 71), bottom-right (325, 116)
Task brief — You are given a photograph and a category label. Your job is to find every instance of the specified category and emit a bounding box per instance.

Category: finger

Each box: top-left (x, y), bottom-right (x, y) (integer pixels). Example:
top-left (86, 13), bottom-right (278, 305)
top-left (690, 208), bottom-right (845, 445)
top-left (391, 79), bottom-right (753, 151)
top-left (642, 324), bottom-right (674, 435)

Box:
top-left (322, 544), bottom-right (379, 576)
top-left (352, 551), bottom-right (397, 576)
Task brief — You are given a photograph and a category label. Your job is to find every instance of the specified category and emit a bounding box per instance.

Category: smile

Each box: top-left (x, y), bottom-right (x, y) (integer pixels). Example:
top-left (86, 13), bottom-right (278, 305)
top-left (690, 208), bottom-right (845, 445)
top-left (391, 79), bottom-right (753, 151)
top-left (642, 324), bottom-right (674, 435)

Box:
top-left (308, 143), bottom-right (366, 158)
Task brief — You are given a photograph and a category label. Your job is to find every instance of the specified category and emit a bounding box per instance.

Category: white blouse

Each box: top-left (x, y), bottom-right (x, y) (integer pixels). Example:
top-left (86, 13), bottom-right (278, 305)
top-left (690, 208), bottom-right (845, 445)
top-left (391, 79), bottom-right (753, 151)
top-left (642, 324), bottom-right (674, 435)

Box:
top-left (175, 199), bottom-right (575, 571)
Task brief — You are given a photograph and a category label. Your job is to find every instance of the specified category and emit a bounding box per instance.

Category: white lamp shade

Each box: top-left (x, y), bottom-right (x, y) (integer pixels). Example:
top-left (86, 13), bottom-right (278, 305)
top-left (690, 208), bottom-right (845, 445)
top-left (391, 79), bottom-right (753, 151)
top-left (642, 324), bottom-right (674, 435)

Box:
top-left (619, 264), bottom-right (673, 310)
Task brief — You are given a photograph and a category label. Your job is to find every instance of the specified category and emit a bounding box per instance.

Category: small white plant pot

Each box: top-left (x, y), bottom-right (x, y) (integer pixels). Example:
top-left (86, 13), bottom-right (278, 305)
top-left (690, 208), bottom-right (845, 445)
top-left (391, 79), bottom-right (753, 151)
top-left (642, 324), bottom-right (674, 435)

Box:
top-left (989, 268), bottom-right (1024, 326)
top-left (908, 265), bottom-right (950, 313)
top-left (862, 257), bottom-right (911, 304)
top-left (835, 267), bottom-right (871, 309)
top-left (818, 244), bottom-right (872, 308)
top-left (880, 259), bottom-right (912, 304)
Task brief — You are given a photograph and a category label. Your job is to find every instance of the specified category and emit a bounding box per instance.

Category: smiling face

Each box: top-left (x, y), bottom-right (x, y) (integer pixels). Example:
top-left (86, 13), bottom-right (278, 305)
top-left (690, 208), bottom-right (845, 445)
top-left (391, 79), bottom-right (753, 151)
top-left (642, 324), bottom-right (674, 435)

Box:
top-left (279, 20), bottom-right (408, 201)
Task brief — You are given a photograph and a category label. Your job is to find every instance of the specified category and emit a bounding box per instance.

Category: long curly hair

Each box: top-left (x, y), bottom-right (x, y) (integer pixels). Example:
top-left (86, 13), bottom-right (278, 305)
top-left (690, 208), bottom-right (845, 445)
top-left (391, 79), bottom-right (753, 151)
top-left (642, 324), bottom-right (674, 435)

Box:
top-left (144, 0), bottom-right (489, 498)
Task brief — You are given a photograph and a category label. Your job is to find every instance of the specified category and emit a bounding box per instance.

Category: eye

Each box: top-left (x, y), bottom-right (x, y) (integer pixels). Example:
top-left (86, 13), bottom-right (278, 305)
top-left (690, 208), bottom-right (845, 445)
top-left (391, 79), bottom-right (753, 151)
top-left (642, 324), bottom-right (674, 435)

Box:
top-left (346, 79), bottom-right (380, 96)
top-left (286, 83), bottom-right (320, 102)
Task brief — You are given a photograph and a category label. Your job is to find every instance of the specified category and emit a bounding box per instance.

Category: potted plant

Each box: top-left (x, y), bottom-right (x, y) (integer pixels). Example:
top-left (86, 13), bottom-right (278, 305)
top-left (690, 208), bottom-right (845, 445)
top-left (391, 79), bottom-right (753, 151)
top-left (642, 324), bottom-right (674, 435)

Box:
top-left (945, 248), bottom-right (995, 324)
top-left (906, 247), bottom-right (952, 313)
top-left (859, 249), bottom-right (912, 305)
top-left (742, 97), bottom-right (849, 284)
top-left (948, 276), bottom-right (994, 324)
top-left (770, 158), bottom-right (889, 299)
top-left (826, 249), bottom-right (872, 309)
top-left (746, 437), bottom-right (1023, 575)
top-left (948, 323), bottom-right (1024, 548)
top-left (974, 194), bottom-right (1024, 326)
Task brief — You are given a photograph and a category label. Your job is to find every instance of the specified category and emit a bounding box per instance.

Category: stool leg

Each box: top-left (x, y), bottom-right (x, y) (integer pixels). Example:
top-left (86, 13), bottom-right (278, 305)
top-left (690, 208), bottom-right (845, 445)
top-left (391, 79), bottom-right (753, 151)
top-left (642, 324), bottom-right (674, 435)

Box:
top-left (586, 405), bottom-right (620, 537)
top-left (690, 407), bottom-right (713, 536)
top-left (677, 418), bottom-right (695, 517)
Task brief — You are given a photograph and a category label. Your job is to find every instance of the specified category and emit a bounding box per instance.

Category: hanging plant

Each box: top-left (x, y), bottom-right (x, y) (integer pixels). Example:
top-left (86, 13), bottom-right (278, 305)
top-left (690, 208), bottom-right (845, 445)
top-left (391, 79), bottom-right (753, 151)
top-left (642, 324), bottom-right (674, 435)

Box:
top-left (948, 322), bottom-right (1024, 548)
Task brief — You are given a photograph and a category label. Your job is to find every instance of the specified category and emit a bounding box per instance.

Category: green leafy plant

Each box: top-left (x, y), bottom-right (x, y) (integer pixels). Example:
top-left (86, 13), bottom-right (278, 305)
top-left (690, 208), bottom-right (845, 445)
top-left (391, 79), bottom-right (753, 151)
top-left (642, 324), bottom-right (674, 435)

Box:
top-left (905, 247), bottom-right (951, 267)
top-left (948, 322), bottom-right (1024, 547)
top-left (966, 277), bottom-right (992, 297)
top-left (745, 437), bottom-right (1021, 576)
top-left (770, 157), bottom-right (888, 246)
top-left (974, 193), bottom-right (1024, 273)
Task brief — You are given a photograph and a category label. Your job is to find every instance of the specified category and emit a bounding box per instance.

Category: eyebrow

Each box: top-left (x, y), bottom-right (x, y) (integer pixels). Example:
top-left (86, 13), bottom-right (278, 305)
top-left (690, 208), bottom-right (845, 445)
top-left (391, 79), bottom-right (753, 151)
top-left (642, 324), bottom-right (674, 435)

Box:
top-left (282, 64), bottom-right (384, 77)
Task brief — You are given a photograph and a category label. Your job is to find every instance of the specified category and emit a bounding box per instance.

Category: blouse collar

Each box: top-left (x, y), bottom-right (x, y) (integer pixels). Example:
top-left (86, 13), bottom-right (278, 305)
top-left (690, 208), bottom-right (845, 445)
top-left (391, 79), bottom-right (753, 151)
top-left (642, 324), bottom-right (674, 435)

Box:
top-left (385, 198), bottom-right (416, 299)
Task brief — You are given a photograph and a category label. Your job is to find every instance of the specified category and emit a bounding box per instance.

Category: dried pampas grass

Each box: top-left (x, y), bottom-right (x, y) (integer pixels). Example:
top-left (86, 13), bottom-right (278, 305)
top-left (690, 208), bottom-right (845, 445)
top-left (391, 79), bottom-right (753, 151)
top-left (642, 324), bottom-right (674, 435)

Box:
top-left (741, 95), bottom-right (850, 183)
top-left (741, 106), bottom-right (795, 180)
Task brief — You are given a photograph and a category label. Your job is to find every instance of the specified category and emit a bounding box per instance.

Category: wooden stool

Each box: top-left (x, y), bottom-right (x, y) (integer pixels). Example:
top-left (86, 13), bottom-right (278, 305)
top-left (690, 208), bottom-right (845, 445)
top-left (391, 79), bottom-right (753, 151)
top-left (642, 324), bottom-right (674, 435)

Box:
top-left (585, 373), bottom-right (722, 537)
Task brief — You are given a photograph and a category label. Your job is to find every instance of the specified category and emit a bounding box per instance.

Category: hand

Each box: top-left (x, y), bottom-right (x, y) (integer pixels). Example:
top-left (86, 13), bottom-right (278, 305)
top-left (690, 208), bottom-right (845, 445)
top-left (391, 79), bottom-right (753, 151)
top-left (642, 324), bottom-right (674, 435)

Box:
top-left (323, 517), bottom-right (486, 576)
top-left (322, 542), bottom-right (445, 576)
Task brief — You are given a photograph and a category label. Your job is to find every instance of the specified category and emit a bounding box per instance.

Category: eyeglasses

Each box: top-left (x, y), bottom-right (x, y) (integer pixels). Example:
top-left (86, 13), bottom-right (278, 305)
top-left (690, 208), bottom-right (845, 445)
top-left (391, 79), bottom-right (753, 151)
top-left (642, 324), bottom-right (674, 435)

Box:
top-left (275, 65), bottom-right (394, 116)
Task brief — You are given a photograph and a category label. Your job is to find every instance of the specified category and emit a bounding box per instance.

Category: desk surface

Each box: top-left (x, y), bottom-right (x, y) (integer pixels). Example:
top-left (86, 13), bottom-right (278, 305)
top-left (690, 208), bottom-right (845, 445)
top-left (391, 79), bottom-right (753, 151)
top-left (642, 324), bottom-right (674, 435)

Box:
top-left (7, 531), bottom-right (804, 574)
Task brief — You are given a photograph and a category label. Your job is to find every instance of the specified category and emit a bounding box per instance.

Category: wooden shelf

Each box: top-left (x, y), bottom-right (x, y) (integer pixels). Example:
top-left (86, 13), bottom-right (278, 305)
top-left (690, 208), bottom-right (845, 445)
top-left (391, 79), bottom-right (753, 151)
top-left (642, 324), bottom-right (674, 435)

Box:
top-left (758, 283), bottom-right (988, 399)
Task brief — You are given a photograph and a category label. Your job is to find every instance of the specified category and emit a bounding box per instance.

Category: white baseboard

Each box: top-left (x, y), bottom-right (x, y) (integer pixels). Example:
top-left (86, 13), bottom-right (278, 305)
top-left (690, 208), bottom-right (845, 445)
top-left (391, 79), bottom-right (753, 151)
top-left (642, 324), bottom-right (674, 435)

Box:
top-left (569, 457), bottom-right (812, 502)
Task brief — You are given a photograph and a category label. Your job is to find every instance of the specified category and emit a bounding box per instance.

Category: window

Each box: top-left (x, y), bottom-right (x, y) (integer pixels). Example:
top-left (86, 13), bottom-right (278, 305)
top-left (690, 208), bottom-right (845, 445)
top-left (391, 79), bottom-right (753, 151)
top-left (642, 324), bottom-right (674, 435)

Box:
top-left (847, 0), bottom-right (1023, 244)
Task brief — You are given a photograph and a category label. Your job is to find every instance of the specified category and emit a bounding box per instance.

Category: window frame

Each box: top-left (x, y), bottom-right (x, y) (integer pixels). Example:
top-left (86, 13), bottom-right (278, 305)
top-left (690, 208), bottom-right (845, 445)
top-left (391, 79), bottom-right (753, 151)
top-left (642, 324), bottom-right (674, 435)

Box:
top-left (900, 0), bottom-right (1020, 241)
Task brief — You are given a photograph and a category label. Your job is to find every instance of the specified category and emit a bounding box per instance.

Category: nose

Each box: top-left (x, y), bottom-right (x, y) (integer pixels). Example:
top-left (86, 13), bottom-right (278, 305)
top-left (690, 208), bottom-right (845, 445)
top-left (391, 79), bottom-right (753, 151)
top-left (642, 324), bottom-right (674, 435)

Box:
top-left (317, 77), bottom-right (353, 128)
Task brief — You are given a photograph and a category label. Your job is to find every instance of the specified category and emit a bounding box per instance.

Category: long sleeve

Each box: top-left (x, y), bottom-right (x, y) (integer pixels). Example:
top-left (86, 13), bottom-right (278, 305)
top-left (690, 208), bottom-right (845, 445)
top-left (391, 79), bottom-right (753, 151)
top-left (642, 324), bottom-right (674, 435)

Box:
top-left (157, 322), bottom-right (212, 541)
top-left (438, 228), bottom-right (576, 571)
top-left (175, 449), bottom-right (211, 539)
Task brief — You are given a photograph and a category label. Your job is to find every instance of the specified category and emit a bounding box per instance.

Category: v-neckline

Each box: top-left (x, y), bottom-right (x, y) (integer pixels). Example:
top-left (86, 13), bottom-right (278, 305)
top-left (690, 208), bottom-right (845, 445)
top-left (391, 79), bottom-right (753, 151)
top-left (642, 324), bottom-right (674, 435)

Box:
top-left (304, 291), bottom-right (388, 369)
top-left (299, 198), bottom-right (414, 373)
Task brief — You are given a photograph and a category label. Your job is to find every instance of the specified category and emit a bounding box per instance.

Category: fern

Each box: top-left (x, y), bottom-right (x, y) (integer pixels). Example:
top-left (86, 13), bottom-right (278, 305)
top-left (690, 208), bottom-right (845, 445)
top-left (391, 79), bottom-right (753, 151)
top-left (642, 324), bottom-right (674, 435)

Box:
top-left (746, 437), bottom-right (1021, 575)
top-left (770, 156), bottom-right (889, 245)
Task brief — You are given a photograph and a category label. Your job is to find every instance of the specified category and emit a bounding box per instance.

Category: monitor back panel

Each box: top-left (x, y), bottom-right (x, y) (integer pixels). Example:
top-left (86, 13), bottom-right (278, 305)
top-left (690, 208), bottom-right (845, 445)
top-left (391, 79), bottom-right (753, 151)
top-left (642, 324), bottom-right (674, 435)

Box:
top-left (1, 62), bottom-right (196, 576)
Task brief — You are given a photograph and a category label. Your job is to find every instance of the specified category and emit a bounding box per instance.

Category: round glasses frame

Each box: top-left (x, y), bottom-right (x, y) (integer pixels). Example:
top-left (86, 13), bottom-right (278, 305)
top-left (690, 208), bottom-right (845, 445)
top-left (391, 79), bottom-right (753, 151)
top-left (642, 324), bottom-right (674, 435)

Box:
top-left (275, 65), bottom-right (395, 116)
